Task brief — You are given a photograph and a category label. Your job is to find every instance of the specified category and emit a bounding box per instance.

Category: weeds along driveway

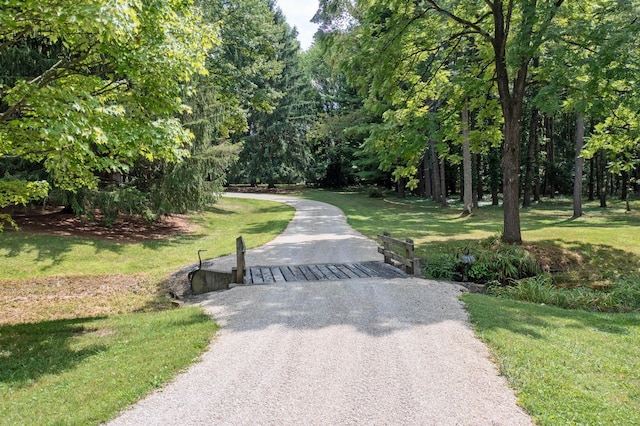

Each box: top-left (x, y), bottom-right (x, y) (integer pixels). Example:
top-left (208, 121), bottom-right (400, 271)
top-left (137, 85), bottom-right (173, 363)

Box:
top-left (109, 193), bottom-right (531, 425)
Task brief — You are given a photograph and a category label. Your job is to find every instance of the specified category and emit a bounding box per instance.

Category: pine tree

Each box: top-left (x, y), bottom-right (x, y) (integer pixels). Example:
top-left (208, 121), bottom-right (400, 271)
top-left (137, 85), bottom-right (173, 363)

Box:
top-left (232, 8), bottom-right (318, 187)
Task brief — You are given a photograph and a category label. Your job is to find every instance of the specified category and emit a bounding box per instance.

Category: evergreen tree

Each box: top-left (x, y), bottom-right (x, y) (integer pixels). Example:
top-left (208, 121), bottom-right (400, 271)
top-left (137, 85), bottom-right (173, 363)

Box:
top-left (232, 8), bottom-right (318, 187)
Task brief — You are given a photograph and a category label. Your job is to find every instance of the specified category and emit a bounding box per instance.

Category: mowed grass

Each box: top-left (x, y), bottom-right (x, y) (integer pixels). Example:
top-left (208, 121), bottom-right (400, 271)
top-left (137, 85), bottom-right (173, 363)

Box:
top-left (303, 189), bottom-right (640, 425)
top-left (0, 309), bottom-right (216, 426)
top-left (1, 197), bottom-right (294, 280)
top-left (1, 197), bottom-right (294, 324)
top-left (0, 197), bottom-right (294, 425)
top-left (304, 190), bottom-right (640, 284)
top-left (464, 295), bottom-right (640, 425)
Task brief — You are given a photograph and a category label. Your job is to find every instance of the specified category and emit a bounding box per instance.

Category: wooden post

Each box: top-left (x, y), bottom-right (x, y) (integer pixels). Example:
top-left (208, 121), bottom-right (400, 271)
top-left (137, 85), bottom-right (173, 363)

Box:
top-left (235, 236), bottom-right (246, 284)
top-left (405, 238), bottom-right (414, 275)
top-left (383, 231), bottom-right (391, 265)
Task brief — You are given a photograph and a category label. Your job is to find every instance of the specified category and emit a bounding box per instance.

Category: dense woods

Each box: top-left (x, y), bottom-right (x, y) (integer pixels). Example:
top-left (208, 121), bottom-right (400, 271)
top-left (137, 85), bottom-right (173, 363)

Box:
top-left (2, 0), bottom-right (639, 242)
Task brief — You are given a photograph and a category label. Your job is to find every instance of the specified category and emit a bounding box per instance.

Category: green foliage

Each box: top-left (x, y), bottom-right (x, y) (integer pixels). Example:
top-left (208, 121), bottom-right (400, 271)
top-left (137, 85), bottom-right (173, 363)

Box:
top-left (313, 0), bottom-right (640, 243)
top-left (422, 234), bottom-right (541, 285)
top-left (491, 275), bottom-right (640, 313)
top-left (231, 8), bottom-right (318, 187)
top-left (0, 0), bottom-right (216, 207)
top-left (422, 253), bottom-right (459, 282)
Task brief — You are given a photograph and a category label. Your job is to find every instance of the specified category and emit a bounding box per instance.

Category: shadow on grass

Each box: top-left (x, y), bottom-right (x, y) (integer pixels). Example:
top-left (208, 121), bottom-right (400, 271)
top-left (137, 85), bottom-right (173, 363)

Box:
top-left (1, 230), bottom-right (208, 272)
top-left (241, 219), bottom-right (293, 235)
top-left (1, 233), bottom-right (129, 273)
top-left (0, 317), bottom-right (108, 389)
top-left (302, 190), bottom-right (640, 242)
top-left (514, 239), bottom-right (640, 285)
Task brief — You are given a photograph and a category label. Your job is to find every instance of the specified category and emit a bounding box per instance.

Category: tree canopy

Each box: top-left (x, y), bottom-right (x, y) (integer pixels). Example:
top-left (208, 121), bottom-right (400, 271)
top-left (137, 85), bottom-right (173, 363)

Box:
top-left (312, 0), bottom-right (640, 243)
top-left (3, 0), bottom-right (640, 242)
top-left (0, 0), bottom-right (216, 225)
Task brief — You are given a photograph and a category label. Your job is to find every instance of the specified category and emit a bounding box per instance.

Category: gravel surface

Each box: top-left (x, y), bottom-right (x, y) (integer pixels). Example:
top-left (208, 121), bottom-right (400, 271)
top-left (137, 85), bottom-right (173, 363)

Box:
top-left (109, 193), bottom-right (532, 425)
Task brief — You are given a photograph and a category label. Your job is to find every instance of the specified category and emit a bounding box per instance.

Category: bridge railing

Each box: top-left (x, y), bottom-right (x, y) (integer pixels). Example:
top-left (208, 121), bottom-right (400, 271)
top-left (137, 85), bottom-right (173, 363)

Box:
top-left (377, 232), bottom-right (421, 276)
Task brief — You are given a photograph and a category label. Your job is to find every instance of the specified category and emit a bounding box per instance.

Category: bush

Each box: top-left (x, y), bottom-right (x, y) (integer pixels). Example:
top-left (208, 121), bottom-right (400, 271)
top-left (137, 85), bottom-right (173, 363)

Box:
top-left (422, 233), bottom-right (640, 312)
top-left (490, 276), bottom-right (640, 312)
top-left (367, 187), bottom-right (385, 198)
top-left (422, 253), bottom-right (459, 281)
top-left (460, 237), bottom-right (541, 285)
top-left (423, 237), bottom-right (542, 285)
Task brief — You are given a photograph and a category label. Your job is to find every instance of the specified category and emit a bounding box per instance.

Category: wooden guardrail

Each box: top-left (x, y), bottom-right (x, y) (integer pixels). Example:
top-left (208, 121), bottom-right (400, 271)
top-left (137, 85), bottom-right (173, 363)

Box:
top-left (377, 232), bottom-right (420, 276)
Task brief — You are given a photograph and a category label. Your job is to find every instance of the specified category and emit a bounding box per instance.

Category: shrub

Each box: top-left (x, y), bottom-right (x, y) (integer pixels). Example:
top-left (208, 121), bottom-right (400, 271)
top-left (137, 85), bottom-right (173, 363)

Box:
top-left (422, 253), bottom-right (459, 281)
top-left (367, 187), bottom-right (385, 198)
top-left (490, 276), bottom-right (640, 312)
top-left (461, 237), bottom-right (541, 286)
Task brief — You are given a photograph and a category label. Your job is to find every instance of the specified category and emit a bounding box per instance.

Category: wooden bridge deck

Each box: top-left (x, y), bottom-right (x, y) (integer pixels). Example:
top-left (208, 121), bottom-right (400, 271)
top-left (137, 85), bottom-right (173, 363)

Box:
top-left (243, 261), bottom-right (406, 284)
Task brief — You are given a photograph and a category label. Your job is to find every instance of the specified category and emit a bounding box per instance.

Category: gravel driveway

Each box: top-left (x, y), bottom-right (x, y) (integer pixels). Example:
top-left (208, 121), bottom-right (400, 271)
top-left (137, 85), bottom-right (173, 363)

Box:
top-left (109, 193), bottom-right (531, 425)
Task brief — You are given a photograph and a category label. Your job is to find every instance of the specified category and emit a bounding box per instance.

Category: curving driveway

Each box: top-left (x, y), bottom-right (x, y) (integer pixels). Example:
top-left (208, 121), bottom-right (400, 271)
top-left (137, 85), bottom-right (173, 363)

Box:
top-left (109, 193), bottom-right (531, 425)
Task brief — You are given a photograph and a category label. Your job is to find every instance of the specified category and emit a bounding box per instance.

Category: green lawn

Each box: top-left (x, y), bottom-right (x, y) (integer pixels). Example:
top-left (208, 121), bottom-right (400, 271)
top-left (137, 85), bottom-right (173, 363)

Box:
top-left (464, 295), bottom-right (640, 425)
top-left (0, 197), bottom-right (294, 424)
top-left (302, 190), bottom-right (640, 257)
top-left (1, 197), bottom-right (294, 280)
top-left (304, 190), bottom-right (640, 286)
top-left (0, 308), bottom-right (217, 426)
top-left (304, 189), bottom-right (640, 425)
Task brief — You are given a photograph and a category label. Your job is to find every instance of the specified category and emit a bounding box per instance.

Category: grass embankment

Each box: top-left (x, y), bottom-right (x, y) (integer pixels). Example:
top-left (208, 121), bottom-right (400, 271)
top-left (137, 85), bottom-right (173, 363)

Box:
top-left (304, 189), bottom-right (640, 425)
top-left (465, 295), bottom-right (640, 425)
top-left (0, 197), bottom-right (294, 425)
top-left (1, 197), bottom-right (294, 323)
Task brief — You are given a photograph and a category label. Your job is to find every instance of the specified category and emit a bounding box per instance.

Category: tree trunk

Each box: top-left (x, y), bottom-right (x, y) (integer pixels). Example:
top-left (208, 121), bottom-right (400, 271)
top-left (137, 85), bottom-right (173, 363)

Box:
top-left (572, 112), bottom-right (585, 218)
top-left (598, 151), bottom-right (607, 208)
top-left (501, 111), bottom-right (523, 243)
top-left (545, 116), bottom-right (555, 198)
top-left (423, 152), bottom-right (432, 199)
top-left (473, 153), bottom-right (481, 208)
top-left (588, 157), bottom-right (595, 201)
top-left (523, 107), bottom-right (539, 208)
top-left (397, 177), bottom-right (406, 198)
top-left (430, 139), bottom-right (442, 204)
top-left (493, 3), bottom-right (529, 244)
top-left (621, 171), bottom-right (629, 201)
top-left (439, 157), bottom-right (448, 208)
top-left (462, 104), bottom-right (473, 214)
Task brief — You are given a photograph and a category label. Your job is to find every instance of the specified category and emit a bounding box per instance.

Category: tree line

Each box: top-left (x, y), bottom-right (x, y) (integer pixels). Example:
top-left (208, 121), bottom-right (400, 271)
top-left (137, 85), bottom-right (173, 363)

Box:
top-left (2, 0), bottom-right (639, 244)
top-left (1, 0), bottom-right (314, 226)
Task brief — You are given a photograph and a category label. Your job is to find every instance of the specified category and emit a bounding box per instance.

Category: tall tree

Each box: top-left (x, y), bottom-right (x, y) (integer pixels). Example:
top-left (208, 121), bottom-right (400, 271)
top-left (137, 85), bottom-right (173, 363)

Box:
top-left (232, 8), bottom-right (318, 187)
top-left (573, 112), bottom-right (585, 218)
top-left (316, 0), bottom-right (567, 243)
top-left (148, 0), bottom-right (286, 213)
top-left (0, 0), bottom-right (216, 226)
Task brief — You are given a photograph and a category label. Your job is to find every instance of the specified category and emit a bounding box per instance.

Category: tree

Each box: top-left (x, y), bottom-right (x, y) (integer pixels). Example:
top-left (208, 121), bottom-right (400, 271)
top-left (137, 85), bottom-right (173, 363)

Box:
top-left (313, 1), bottom-right (640, 242)
top-left (145, 0), bottom-right (286, 213)
top-left (461, 102), bottom-right (472, 215)
top-left (536, 0), bottom-right (640, 214)
top-left (573, 112), bottom-right (585, 218)
top-left (315, 0), bottom-right (569, 243)
top-left (232, 8), bottom-right (318, 187)
top-left (304, 40), bottom-right (382, 187)
top-left (0, 0), bottom-right (216, 226)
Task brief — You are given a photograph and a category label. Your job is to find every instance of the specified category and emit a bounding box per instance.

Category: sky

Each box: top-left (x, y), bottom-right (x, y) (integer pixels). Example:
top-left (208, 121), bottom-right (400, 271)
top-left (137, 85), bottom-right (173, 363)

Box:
top-left (276, 0), bottom-right (320, 50)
